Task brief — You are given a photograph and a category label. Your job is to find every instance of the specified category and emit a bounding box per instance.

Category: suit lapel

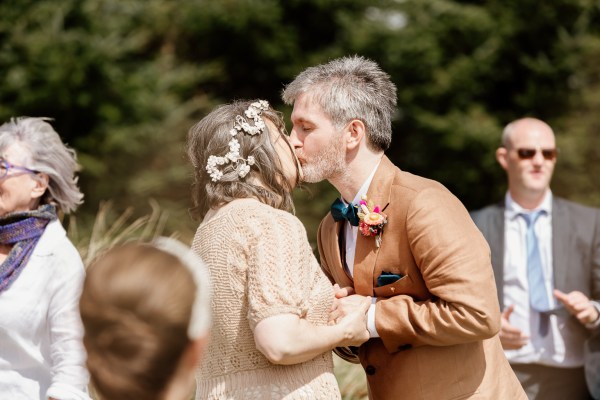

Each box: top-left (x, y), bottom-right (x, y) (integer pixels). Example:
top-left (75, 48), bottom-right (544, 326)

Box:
top-left (353, 156), bottom-right (395, 296)
top-left (321, 212), bottom-right (354, 287)
top-left (488, 204), bottom-right (505, 307)
top-left (552, 198), bottom-right (569, 291)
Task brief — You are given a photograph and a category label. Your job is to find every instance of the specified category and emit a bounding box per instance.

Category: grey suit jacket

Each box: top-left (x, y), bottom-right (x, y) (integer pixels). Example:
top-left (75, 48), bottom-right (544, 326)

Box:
top-left (471, 197), bottom-right (600, 398)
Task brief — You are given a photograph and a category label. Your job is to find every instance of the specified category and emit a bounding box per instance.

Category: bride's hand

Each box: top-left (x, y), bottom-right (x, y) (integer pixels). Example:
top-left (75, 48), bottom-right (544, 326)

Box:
top-left (329, 292), bottom-right (367, 324)
top-left (334, 295), bottom-right (371, 347)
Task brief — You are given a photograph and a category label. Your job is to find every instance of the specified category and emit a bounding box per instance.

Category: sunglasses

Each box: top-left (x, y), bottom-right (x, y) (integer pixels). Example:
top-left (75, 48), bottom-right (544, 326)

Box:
top-left (514, 148), bottom-right (558, 161)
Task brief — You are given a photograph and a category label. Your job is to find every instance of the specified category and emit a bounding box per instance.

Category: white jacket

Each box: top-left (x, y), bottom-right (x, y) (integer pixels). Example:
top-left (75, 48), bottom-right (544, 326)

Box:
top-left (0, 219), bottom-right (90, 400)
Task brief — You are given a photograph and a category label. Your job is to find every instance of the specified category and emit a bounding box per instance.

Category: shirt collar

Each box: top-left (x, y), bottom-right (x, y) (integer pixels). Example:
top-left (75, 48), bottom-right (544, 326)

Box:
top-left (505, 190), bottom-right (553, 220)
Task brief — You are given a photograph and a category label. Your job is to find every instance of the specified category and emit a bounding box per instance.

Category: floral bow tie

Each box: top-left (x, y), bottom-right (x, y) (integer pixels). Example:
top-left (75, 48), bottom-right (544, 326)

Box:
top-left (330, 198), bottom-right (359, 226)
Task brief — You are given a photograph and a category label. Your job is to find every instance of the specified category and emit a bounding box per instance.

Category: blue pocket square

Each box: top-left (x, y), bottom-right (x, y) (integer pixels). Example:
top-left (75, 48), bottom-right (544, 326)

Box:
top-left (377, 272), bottom-right (404, 287)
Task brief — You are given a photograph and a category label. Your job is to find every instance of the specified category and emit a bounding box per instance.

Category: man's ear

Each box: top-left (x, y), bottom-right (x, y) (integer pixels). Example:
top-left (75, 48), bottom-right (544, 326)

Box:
top-left (496, 147), bottom-right (509, 171)
top-left (346, 119), bottom-right (366, 151)
top-left (31, 173), bottom-right (49, 199)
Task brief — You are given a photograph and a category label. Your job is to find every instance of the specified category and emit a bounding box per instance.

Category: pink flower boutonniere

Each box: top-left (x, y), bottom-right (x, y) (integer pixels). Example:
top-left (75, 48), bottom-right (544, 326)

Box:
top-left (356, 195), bottom-right (388, 248)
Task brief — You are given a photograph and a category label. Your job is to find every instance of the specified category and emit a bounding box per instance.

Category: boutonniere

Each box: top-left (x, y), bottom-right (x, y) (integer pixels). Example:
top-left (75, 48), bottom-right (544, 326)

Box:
top-left (356, 195), bottom-right (388, 248)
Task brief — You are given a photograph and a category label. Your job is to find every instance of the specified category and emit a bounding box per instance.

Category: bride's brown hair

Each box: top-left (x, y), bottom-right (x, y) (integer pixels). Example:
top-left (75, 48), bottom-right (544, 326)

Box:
top-left (186, 100), bottom-right (299, 220)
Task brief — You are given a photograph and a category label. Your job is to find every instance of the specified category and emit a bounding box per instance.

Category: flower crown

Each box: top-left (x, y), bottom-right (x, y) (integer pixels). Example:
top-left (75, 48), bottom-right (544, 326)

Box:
top-left (206, 100), bottom-right (270, 182)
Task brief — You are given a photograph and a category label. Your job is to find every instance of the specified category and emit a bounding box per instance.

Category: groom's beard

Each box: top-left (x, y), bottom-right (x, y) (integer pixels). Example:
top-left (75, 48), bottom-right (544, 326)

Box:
top-left (298, 133), bottom-right (346, 183)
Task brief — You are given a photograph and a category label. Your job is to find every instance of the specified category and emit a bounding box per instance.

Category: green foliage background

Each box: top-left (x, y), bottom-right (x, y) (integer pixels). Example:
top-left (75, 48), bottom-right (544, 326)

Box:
top-left (1, 0), bottom-right (599, 245)
top-left (2, 2), bottom-right (599, 399)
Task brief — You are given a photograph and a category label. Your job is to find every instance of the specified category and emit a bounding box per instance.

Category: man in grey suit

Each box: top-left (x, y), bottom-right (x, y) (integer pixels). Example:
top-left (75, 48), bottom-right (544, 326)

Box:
top-left (471, 117), bottom-right (600, 399)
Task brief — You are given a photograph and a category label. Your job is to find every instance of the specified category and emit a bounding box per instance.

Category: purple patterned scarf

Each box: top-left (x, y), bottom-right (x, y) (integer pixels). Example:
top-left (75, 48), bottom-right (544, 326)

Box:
top-left (0, 204), bottom-right (57, 292)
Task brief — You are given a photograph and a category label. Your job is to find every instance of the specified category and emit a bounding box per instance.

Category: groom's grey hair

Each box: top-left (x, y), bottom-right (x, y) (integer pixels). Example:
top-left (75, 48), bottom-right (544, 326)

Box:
top-left (282, 55), bottom-right (397, 152)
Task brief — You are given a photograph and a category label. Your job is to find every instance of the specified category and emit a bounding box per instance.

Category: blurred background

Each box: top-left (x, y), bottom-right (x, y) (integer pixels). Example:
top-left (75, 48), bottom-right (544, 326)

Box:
top-left (1, 0), bottom-right (599, 246)
top-left (3, 1), bottom-right (600, 398)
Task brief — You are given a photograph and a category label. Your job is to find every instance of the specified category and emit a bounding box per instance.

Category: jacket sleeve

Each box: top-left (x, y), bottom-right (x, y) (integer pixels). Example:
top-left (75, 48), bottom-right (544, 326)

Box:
top-left (46, 241), bottom-right (91, 400)
top-left (375, 187), bottom-right (502, 353)
top-left (246, 213), bottom-right (312, 330)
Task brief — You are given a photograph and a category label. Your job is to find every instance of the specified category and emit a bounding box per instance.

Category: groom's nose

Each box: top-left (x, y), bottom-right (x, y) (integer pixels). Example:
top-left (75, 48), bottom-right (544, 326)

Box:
top-left (288, 128), bottom-right (303, 148)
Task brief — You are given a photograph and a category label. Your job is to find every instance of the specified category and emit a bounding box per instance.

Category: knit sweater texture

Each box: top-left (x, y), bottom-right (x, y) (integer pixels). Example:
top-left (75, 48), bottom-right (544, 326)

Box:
top-left (192, 199), bottom-right (340, 399)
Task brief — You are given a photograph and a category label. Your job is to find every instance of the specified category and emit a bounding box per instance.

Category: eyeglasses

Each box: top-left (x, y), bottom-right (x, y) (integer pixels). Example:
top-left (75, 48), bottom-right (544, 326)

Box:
top-left (0, 159), bottom-right (38, 179)
top-left (514, 148), bottom-right (559, 161)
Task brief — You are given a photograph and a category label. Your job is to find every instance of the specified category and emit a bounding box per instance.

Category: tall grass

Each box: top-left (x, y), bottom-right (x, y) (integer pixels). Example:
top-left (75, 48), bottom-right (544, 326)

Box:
top-left (69, 199), bottom-right (171, 265)
top-left (334, 355), bottom-right (369, 400)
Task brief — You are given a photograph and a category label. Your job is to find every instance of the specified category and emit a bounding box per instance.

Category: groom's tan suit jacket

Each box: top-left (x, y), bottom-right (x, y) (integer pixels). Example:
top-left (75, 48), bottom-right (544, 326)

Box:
top-left (318, 156), bottom-right (525, 400)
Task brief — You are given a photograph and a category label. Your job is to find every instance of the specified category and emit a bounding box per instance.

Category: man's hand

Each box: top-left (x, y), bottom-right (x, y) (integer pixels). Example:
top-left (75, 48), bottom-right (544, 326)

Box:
top-left (332, 283), bottom-right (355, 299)
top-left (554, 289), bottom-right (600, 326)
top-left (498, 304), bottom-right (529, 350)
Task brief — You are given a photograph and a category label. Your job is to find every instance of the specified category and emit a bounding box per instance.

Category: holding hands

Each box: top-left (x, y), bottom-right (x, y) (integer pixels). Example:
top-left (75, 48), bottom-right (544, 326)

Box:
top-left (328, 284), bottom-right (371, 347)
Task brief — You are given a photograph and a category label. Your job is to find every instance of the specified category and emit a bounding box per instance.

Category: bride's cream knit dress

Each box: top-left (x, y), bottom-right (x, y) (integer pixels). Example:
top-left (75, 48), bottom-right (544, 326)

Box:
top-left (192, 199), bottom-right (341, 399)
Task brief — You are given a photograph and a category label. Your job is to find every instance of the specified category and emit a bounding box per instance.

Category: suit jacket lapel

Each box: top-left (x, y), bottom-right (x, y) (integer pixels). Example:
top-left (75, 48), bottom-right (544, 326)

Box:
top-left (353, 156), bottom-right (395, 296)
top-left (321, 212), bottom-right (354, 287)
top-left (552, 198), bottom-right (569, 291)
top-left (487, 204), bottom-right (505, 308)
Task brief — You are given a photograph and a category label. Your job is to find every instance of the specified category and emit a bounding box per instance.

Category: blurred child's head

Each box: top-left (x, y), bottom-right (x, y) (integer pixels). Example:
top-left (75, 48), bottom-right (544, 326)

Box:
top-left (80, 238), bottom-right (211, 400)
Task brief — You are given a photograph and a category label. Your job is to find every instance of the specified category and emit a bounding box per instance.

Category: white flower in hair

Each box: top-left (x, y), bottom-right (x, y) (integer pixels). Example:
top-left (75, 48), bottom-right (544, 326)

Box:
top-left (238, 164), bottom-right (250, 178)
top-left (205, 100), bottom-right (270, 182)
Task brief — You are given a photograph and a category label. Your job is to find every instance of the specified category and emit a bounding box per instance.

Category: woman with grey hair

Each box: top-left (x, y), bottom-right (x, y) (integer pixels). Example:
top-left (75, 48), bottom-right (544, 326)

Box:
top-left (0, 117), bottom-right (90, 399)
top-left (188, 100), bottom-right (371, 399)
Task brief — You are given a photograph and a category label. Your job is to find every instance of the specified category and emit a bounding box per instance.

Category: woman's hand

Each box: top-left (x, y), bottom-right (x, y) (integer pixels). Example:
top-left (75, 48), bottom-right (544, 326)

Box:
top-left (332, 295), bottom-right (371, 347)
top-left (329, 290), bottom-right (367, 324)
top-left (253, 295), bottom-right (370, 366)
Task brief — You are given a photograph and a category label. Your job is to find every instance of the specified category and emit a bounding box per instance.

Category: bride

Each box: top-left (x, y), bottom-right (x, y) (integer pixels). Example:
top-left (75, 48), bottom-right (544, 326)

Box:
top-left (187, 100), bottom-right (370, 399)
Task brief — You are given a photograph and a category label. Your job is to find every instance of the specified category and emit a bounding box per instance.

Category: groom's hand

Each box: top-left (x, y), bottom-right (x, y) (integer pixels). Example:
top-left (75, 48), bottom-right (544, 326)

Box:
top-left (499, 304), bottom-right (529, 350)
top-left (333, 283), bottom-right (355, 299)
top-left (329, 293), bottom-right (369, 325)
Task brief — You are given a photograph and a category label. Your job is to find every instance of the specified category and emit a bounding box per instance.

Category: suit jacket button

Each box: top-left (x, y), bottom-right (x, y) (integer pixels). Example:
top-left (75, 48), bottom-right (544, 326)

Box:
top-left (398, 344), bottom-right (412, 351)
top-left (365, 365), bottom-right (376, 375)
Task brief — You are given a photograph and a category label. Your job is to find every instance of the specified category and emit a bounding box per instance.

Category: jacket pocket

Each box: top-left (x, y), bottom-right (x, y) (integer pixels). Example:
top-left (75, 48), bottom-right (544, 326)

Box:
top-left (373, 274), bottom-right (413, 298)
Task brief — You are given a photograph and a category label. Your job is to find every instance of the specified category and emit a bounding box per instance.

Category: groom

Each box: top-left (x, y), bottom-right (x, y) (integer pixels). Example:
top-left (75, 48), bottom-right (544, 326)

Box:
top-left (282, 56), bottom-right (526, 399)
